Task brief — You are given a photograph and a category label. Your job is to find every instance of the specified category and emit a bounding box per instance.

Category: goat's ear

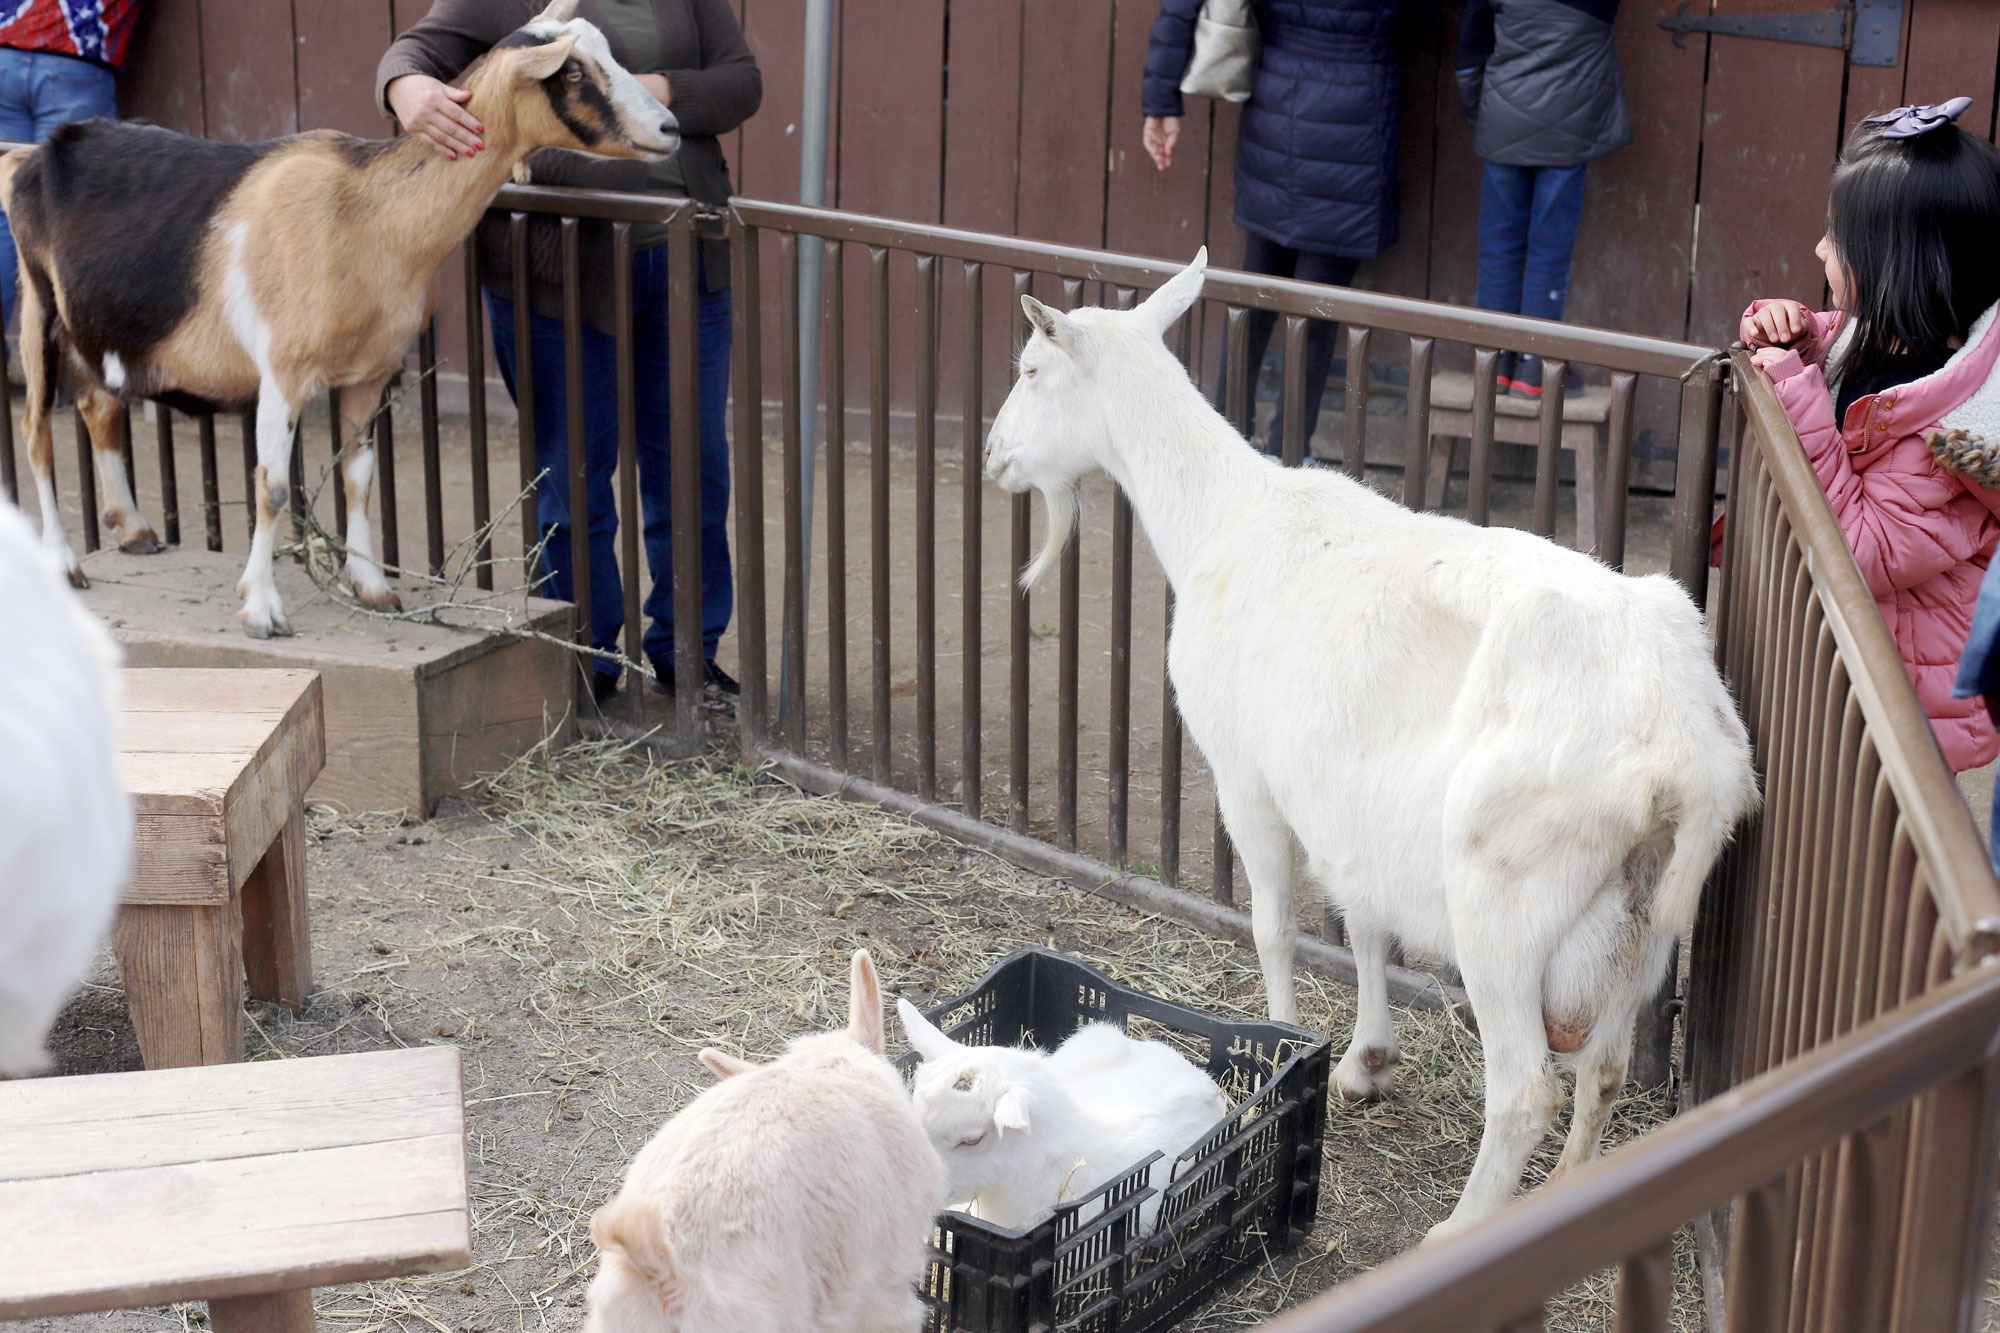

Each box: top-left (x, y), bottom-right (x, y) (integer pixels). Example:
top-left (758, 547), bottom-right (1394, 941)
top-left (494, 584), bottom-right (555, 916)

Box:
top-left (846, 949), bottom-right (885, 1054)
top-left (531, 0), bottom-right (580, 22)
top-left (512, 31), bottom-right (578, 81)
top-left (1135, 246), bottom-right (1207, 340)
top-left (699, 1047), bottom-right (756, 1079)
top-left (993, 1088), bottom-right (1032, 1136)
top-left (1021, 295), bottom-right (1083, 353)
top-left (898, 996), bottom-right (957, 1060)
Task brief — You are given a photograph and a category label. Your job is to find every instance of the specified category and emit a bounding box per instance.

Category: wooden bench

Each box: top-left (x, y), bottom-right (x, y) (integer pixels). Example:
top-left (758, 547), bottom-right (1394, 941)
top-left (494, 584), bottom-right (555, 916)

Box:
top-left (115, 668), bottom-right (326, 1068)
top-left (1422, 370), bottom-right (1615, 550)
top-left (0, 1046), bottom-right (470, 1331)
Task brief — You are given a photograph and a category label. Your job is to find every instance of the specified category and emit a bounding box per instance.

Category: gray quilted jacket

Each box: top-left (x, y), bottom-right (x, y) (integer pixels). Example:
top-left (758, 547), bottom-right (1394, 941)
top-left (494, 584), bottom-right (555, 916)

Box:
top-left (1456, 0), bottom-right (1631, 167)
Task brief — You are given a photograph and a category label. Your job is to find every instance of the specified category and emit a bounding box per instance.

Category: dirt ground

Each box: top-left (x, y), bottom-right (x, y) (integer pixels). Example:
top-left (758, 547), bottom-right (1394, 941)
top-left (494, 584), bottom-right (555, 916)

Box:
top-left (22, 740), bottom-right (1692, 1333)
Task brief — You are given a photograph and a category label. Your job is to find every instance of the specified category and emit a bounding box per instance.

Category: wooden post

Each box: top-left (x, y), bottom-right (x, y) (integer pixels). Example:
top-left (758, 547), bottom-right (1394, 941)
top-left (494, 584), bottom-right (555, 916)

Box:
top-left (207, 1291), bottom-right (317, 1333)
top-left (240, 808), bottom-right (313, 1013)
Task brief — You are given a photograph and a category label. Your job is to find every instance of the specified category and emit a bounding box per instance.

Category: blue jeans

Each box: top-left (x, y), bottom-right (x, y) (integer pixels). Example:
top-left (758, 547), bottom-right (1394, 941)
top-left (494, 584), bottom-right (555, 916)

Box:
top-left (1475, 162), bottom-right (1588, 322)
top-left (486, 246), bottom-right (733, 678)
top-left (0, 48), bottom-right (117, 327)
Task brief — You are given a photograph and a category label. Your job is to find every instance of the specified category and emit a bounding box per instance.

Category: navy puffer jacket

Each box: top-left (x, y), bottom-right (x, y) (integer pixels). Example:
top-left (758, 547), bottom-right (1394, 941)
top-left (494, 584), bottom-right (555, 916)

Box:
top-left (1143, 0), bottom-right (1400, 260)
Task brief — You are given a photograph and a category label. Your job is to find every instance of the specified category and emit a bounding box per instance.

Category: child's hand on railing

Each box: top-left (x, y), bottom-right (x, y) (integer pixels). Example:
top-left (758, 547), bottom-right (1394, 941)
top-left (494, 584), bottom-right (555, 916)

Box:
top-left (1750, 346), bottom-right (1793, 373)
top-left (1747, 300), bottom-right (1810, 347)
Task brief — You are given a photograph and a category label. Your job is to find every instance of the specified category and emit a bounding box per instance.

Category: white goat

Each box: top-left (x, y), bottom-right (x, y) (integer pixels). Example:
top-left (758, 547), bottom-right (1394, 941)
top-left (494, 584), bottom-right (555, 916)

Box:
top-left (983, 250), bottom-right (1759, 1239)
top-left (898, 999), bottom-right (1229, 1232)
top-left (0, 502), bottom-right (130, 1076)
top-left (582, 950), bottom-right (946, 1333)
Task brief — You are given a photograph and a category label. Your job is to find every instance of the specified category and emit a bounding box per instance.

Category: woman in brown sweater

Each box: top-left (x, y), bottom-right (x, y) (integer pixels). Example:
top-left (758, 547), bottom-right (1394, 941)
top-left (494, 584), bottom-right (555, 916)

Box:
top-left (378, 0), bottom-right (760, 706)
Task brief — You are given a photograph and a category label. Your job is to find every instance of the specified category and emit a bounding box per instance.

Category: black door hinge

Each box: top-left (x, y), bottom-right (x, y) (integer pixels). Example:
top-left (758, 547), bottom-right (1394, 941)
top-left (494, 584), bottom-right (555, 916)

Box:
top-left (1659, 0), bottom-right (1903, 67)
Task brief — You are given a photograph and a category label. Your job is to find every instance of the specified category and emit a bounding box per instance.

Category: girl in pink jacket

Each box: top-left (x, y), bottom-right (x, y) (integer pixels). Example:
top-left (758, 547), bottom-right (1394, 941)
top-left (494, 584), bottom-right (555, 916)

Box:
top-left (1743, 97), bottom-right (2000, 771)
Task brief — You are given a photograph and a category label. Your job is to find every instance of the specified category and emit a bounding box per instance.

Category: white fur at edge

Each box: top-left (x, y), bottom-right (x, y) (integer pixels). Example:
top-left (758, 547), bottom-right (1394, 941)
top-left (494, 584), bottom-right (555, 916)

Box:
top-left (898, 999), bottom-right (1229, 1232)
top-left (0, 502), bottom-right (131, 1076)
top-left (579, 951), bottom-right (946, 1333)
top-left (982, 250), bottom-right (1760, 1242)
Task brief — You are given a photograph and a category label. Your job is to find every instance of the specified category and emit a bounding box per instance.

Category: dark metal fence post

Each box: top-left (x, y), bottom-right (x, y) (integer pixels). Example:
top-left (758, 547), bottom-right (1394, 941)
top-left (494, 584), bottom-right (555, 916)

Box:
top-left (667, 206), bottom-right (704, 745)
top-left (729, 216), bottom-right (768, 760)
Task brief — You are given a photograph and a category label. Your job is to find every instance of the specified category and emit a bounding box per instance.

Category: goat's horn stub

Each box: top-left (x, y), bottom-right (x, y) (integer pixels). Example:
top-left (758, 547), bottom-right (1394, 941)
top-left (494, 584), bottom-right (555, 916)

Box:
top-left (531, 0), bottom-right (580, 22)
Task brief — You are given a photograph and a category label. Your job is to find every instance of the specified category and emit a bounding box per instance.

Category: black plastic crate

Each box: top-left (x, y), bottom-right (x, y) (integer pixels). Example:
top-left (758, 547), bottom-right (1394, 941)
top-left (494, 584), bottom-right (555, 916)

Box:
top-left (896, 947), bottom-right (1333, 1333)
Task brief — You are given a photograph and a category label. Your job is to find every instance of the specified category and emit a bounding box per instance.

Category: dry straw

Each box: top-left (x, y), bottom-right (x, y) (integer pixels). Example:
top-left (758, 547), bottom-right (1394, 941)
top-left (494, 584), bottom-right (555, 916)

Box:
top-left (286, 739), bottom-right (1695, 1331)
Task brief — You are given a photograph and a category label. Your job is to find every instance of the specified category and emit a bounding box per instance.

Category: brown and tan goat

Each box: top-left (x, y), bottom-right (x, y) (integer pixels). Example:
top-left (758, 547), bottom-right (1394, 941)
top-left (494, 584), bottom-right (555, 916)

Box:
top-left (0, 0), bottom-right (676, 636)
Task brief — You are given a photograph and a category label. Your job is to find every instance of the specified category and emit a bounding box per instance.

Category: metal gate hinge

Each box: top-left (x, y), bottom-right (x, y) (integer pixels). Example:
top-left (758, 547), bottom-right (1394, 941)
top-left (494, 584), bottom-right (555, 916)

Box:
top-left (1658, 0), bottom-right (1902, 67)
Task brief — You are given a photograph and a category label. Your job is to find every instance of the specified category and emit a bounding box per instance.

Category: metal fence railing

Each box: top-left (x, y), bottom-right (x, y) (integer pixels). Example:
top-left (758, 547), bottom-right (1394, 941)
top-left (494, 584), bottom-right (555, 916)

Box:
top-left (1250, 955), bottom-right (2000, 1333)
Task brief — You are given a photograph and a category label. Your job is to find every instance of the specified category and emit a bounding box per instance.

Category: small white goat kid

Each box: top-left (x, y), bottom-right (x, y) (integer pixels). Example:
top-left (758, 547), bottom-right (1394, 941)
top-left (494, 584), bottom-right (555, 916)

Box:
top-left (898, 999), bottom-right (1229, 1231)
top-left (0, 502), bottom-right (131, 1076)
top-left (983, 251), bottom-right (1759, 1239)
top-left (582, 950), bottom-right (946, 1333)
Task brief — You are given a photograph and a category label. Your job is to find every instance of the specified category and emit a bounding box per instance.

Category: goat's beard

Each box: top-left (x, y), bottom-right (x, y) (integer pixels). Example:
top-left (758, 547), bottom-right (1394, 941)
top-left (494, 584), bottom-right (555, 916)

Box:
top-left (1020, 483), bottom-right (1079, 591)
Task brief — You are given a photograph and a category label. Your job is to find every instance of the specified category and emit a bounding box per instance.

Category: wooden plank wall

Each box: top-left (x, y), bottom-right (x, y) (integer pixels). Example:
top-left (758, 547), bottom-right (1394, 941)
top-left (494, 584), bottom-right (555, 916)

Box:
top-left (113, 1), bottom-right (2000, 465)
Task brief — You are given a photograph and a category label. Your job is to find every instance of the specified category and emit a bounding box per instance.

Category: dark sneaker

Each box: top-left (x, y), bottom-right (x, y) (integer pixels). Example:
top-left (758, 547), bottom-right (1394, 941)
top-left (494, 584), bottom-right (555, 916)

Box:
top-left (1494, 350), bottom-right (1518, 393)
top-left (648, 655), bottom-right (740, 714)
top-left (588, 670), bottom-right (620, 705)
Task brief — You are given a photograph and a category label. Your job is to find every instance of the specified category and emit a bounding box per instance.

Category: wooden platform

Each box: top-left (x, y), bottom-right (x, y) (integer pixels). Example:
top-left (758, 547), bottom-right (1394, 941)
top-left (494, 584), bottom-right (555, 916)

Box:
top-left (0, 1046), bottom-right (470, 1327)
top-left (81, 546), bottom-right (577, 814)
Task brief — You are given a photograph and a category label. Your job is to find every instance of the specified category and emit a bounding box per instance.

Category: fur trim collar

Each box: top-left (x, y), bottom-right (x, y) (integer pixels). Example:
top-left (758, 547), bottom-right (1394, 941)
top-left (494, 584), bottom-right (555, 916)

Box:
top-left (1918, 303), bottom-right (2000, 486)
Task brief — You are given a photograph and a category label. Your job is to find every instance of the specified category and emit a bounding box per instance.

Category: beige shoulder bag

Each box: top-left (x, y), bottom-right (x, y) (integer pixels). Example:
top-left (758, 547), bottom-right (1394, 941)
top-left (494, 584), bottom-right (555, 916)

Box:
top-left (1178, 0), bottom-right (1260, 104)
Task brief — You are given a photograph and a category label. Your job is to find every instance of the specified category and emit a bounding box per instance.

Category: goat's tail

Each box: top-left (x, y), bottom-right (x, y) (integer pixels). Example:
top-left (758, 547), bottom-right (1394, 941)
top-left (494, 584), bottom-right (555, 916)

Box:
top-left (1650, 743), bottom-right (1760, 941)
top-left (589, 1193), bottom-right (683, 1308)
top-left (0, 148), bottom-right (30, 214)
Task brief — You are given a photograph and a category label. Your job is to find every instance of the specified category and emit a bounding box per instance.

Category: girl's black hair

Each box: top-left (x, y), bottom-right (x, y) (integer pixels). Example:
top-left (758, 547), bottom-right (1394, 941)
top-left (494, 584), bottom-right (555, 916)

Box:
top-left (1829, 116), bottom-right (2000, 392)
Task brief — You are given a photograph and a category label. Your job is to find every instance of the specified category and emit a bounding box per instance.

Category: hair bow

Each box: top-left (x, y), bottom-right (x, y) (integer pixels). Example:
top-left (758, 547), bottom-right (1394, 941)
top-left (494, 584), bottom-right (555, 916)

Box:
top-left (1863, 96), bottom-right (1974, 139)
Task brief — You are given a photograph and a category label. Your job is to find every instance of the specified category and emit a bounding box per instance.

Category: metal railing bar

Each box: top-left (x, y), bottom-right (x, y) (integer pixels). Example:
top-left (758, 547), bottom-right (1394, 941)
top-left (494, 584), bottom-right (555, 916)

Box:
top-left (77, 406), bottom-right (97, 552)
top-left (611, 222), bottom-right (641, 724)
top-left (1402, 336), bottom-right (1434, 511)
top-left (960, 259), bottom-right (983, 821)
top-left (236, 407), bottom-right (254, 544)
top-left (509, 213), bottom-right (538, 578)
top-left (1601, 371), bottom-right (1636, 566)
top-left (1009, 271), bottom-right (1031, 836)
top-left (328, 388), bottom-right (347, 534)
top-left (1667, 358), bottom-right (1725, 607)
top-left (1256, 963), bottom-right (2000, 1332)
top-left (914, 252), bottom-right (939, 803)
top-left (729, 223), bottom-right (767, 758)
top-left (463, 243), bottom-right (493, 592)
top-left (730, 199), bottom-right (1716, 379)
top-left (1280, 314), bottom-right (1307, 469)
top-left (665, 209), bottom-right (703, 743)
top-left (0, 351), bottom-right (14, 504)
top-left (1468, 347), bottom-right (1498, 527)
top-left (825, 240), bottom-right (850, 769)
top-left (1611, 1236), bottom-right (1673, 1332)
top-left (1530, 357), bottom-right (1566, 537)
top-left (870, 246), bottom-right (893, 784)
top-left (559, 217), bottom-right (591, 652)
top-left (198, 412), bottom-right (220, 552)
top-left (418, 318), bottom-right (444, 577)
top-left (1056, 273), bottom-right (1086, 853)
top-left (779, 231), bottom-right (807, 746)
top-left (153, 404), bottom-right (178, 547)
top-left (1343, 325), bottom-right (1371, 480)
top-left (286, 411), bottom-right (304, 541)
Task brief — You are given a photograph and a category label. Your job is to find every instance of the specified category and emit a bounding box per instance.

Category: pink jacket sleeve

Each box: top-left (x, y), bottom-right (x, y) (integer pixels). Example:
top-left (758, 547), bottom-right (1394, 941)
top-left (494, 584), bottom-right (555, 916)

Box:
top-left (1760, 349), bottom-right (1971, 598)
top-left (1741, 301), bottom-right (1845, 366)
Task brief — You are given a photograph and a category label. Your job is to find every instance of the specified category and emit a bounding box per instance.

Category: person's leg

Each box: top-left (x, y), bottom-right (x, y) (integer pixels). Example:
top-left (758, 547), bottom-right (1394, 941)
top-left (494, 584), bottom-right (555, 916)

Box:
top-left (1226, 230), bottom-right (1297, 452)
top-left (485, 285), bottom-right (625, 677)
top-left (1271, 252), bottom-right (1360, 458)
top-left (1510, 163), bottom-right (1589, 397)
top-left (1476, 161), bottom-right (1533, 389)
top-left (0, 50), bottom-right (40, 330)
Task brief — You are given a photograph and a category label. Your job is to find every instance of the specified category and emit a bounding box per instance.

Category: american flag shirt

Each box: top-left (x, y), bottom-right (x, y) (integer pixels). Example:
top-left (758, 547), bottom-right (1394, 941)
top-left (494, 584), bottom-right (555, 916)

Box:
top-left (0, 0), bottom-right (139, 70)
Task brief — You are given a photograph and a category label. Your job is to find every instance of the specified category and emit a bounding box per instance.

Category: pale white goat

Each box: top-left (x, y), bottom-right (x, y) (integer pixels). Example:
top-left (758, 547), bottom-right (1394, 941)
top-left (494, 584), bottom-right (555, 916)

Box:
top-left (898, 999), bottom-right (1229, 1232)
top-left (582, 950), bottom-right (945, 1333)
top-left (0, 502), bottom-right (131, 1076)
top-left (982, 250), bottom-right (1759, 1239)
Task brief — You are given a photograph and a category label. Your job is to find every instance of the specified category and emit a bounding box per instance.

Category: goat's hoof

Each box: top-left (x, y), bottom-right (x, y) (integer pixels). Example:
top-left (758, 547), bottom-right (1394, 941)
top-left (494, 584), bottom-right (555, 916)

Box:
top-left (118, 531), bottom-right (163, 555)
top-left (1333, 1048), bottom-right (1399, 1102)
top-left (67, 565), bottom-right (89, 590)
top-left (242, 614), bottom-right (294, 640)
top-left (353, 585), bottom-right (403, 613)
